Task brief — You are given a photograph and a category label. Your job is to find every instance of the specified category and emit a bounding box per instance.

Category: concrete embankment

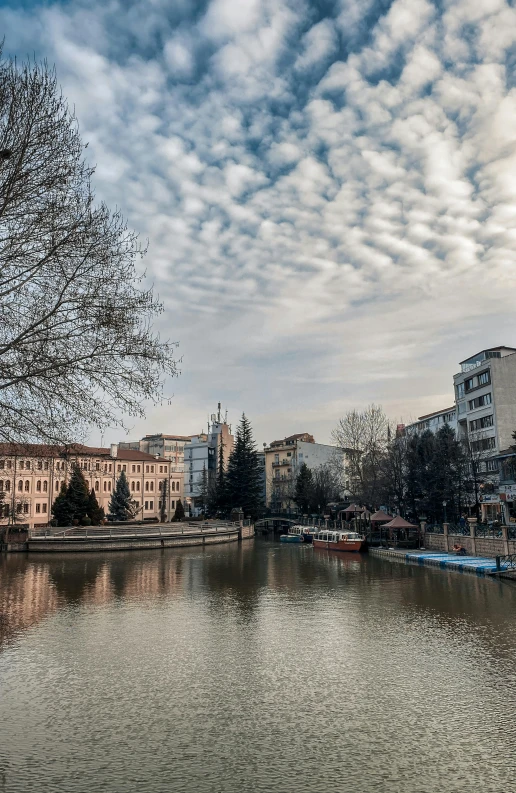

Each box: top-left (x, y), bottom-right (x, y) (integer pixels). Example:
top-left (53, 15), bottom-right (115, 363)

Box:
top-left (2, 523), bottom-right (254, 553)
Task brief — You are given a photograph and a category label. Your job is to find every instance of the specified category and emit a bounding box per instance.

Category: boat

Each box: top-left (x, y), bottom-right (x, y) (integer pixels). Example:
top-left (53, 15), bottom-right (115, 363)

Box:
top-left (313, 530), bottom-right (365, 553)
top-left (280, 533), bottom-right (304, 543)
top-left (287, 525), bottom-right (317, 544)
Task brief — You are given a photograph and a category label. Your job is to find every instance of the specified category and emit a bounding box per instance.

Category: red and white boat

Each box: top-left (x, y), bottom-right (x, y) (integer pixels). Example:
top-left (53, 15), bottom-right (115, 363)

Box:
top-left (313, 530), bottom-right (365, 553)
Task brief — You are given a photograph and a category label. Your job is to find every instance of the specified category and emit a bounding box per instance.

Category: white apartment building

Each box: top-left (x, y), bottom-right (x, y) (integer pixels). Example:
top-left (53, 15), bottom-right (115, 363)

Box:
top-left (0, 443), bottom-right (184, 528)
top-left (264, 433), bottom-right (344, 510)
top-left (184, 407), bottom-right (234, 515)
top-left (404, 406), bottom-right (457, 437)
top-left (119, 434), bottom-right (190, 473)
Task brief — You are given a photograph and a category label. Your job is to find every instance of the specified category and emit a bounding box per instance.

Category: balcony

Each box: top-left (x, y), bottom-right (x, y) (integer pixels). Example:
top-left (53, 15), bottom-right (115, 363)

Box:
top-left (271, 459), bottom-right (292, 467)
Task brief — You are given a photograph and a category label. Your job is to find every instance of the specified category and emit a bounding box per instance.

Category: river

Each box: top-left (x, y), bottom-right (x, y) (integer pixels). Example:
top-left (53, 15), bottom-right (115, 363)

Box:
top-left (1, 539), bottom-right (515, 793)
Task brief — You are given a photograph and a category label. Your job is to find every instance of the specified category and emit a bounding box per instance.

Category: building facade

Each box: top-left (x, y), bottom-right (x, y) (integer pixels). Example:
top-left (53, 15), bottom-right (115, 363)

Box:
top-left (0, 443), bottom-right (184, 528)
top-left (119, 434), bottom-right (190, 474)
top-left (184, 408), bottom-right (234, 515)
top-left (263, 433), bottom-right (344, 511)
top-left (404, 406), bottom-right (457, 437)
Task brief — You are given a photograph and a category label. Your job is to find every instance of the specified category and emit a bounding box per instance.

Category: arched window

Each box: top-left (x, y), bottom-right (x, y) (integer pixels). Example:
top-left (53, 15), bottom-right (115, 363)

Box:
top-left (131, 481), bottom-right (135, 491)
top-left (158, 481), bottom-right (162, 491)
top-left (136, 481), bottom-right (140, 492)
top-left (55, 480), bottom-right (60, 491)
top-left (5, 480), bottom-right (10, 492)
top-left (95, 481), bottom-right (99, 492)
top-left (0, 481), bottom-right (3, 491)
top-left (172, 481), bottom-right (176, 492)
top-left (25, 480), bottom-right (30, 492)
top-left (150, 481), bottom-right (154, 491)
top-left (36, 480), bottom-right (41, 492)
top-left (43, 481), bottom-right (48, 492)
top-left (108, 481), bottom-right (111, 492)
top-left (103, 481), bottom-right (107, 492)
top-left (145, 482), bottom-right (149, 492)
top-left (18, 480), bottom-right (23, 491)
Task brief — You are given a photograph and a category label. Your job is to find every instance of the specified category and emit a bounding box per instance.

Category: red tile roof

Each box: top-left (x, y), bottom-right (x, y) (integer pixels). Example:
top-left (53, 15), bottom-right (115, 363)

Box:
top-left (0, 443), bottom-right (168, 462)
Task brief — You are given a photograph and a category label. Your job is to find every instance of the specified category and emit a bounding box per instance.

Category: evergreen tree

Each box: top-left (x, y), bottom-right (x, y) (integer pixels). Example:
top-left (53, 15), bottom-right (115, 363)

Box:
top-left (294, 463), bottom-right (313, 514)
top-left (160, 478), bottom-right (168, 522)
top-left (173, 499), bottom-right (185, 521)
top-left (67, 464), bottom-right (90, 522)
top-left (52, 481), bottom-right (74, 527)
top-left (109, 470), bottom-right (132, 521)
top-left (225, 414), bottom-right (263, 519)
top-left (87, 488), bottom-right (104, 525)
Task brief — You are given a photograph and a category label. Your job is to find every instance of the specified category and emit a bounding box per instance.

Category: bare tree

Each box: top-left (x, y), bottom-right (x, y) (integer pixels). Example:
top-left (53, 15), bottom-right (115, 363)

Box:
top-left (0, 52), bottom-right (178, 445)
top-left (331, 404), bottom-right (389, 507)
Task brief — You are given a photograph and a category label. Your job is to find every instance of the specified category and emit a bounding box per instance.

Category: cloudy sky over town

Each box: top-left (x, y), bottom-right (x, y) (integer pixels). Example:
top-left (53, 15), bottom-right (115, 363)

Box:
top-left (3, 0), bottom-right (516, 445)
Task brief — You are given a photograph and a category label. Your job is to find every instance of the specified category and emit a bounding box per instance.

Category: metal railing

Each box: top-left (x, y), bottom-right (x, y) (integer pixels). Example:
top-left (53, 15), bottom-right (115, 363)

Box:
top-left (496, 554), bottom-right (516, 571)
top-left (29, 521), bottom-right (240, 540)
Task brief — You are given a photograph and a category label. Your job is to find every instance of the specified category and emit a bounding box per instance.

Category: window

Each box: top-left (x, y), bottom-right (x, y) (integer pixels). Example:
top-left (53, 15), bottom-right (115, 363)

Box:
top-left (471, 437), bottom-right (496, 453)
top-left (146, 466), bottom-right (149, 473)
top-left (108, 481), bottom-right (111, 492)
top-left (6, 460), bottom-right (10, 469)
top-left (465, 377), bottom-right (475, 392)
top-left (478, 371), bottom-right (490, 386)
top-left (25, 461), bottom-right (30, 469)
top-left (0, 461), bottom-right (4, 470)
top-left (4, 481), bottom-right (9, 492)
top-left (19, 461), bottom-right (24, 470)
top-left (145, 482), bottom-right (149, 491)
top-left (456, 383), bottom-right (465, 399)
top-left (486, 459), bottom-right (499, 472)
top-left (287, 452), bottom-right (291, 457)
top-left (43, 503), bottom-right (47, 513)
top-left (23, 503), bottom-right (29, 514)
top-left (43, 481), bottom-right (48, 492)
top-left (468, 393), bottom-right (492, 410)
top-left (37, 461), bottom-right (42, 470)
top-left (25, 480), bottom-right (30, 492)
top-left (136, 481), bottom-right (140, 491)
top-left (470, 415), bottom-right (494, 432)
top-left (145, 501), bottom-right (149, 510)
top-left (0, 481), bottom-right (2, 491)
top-left (123, 464), bottom-right (127, 472)
top-left (163, 467), bottom-right (167, 474)
top-left (137, 465), bottom-right (141, 473)
top-left (151, 465), bottom-right (154, 473)
top-left (44, 461), bottom-right (49, 470)
top-left (55, 480), bottom-right (60, 491)
top-left (95, 481), bottom-right (99, 492)
top-left (103, 481), bottom-right (107, 492)
top-left (132, 465), bottom-right (136, 473)
top-left (159, 481), bottom-right (162, 491)
top-left (172, 481), bottom-right (175, 492)
top-left (159, 465), bottom-right (163, 473)
top-left (131, 481), bottom-right (135, 491)
top-left (149, 501), bottom-right (154, 510)
top-left (150, 482), bottom-right (154, 491)
top-left (274, 454), bottom-right (279, 463)
top-left (36, 480), bottom-right (41, 492)
top-left (96, 463), bottom-right (100, 471)
top-left (36, 503), bottom-right (41, 514)
top-left (109, 464), bottom-right (112, 472)
top-left (171, 501), bottom-right (175, 509)
top-left (118, 464), bottom-right (121, 472)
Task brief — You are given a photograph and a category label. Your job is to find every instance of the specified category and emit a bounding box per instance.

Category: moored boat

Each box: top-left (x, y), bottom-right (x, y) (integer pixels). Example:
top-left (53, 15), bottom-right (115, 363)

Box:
top-left (313, 530), bottom-right (365, 553)
top-left (288, 525), bottom-right (317, 543)
top-left (280, 533), bottom-right (304, 543)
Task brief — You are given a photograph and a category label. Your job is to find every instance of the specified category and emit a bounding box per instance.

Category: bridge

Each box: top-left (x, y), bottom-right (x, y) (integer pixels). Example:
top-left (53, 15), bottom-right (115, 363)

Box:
top-left (254, 516), bottom-right (299, 535)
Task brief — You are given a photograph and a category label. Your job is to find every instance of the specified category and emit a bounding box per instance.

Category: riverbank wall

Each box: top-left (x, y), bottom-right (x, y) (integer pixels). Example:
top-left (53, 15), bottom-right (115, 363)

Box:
top-left (423, 530), bottom-right (516, 558)
top-left (1, 523), bottom-right (254, 553)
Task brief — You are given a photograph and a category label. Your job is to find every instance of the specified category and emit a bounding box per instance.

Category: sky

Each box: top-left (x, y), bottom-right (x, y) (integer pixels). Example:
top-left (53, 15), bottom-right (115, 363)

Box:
top-left (3, 0), bottom-right (516, 447)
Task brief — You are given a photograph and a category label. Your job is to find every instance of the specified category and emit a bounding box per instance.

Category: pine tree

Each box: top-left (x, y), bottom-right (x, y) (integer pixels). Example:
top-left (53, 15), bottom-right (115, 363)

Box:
top-left (67, 464), bottom-right (90, 522)
top-left (52, 482), bottom-right (74, 527)
top-left (109, 470), bottom-right (132, 521)
top-left (160, 478), bottom-right (168, 522)
top-left (173, 499), bottom-right (185, 521)
top-left (87, 488), bottom-right (104, 525)
top-left (225, 413), bottom-right (263, 519)
top-left (294, 463), bottom-right (314, 514)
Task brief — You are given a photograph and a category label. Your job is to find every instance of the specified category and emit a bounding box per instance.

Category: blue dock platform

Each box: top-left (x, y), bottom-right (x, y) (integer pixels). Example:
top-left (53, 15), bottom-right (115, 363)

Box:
top-left (369, 548), bottom-right (513, 576)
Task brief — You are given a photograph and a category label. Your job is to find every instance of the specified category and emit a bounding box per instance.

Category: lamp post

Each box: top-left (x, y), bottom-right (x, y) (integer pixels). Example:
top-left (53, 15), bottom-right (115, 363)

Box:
top-left (442, 500), bottom-right (447, 524)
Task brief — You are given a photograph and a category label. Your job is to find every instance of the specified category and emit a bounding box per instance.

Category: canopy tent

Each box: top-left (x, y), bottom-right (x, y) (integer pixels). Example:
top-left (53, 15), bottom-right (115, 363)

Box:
top-left (341, 504), bottom-right (364, 516)
top-left (382, 516), bottom-right (419, 530)
top-left (370, 510), bottom-right (393, 524)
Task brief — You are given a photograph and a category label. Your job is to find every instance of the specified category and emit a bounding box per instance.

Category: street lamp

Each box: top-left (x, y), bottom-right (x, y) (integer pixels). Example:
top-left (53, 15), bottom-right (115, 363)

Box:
top-left (442, 500), bottom-right (447, 524)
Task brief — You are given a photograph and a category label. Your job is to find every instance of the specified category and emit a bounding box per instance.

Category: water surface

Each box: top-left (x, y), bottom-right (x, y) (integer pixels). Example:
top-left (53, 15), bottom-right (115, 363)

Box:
top-left (1, 540), bottom-right (515, 792)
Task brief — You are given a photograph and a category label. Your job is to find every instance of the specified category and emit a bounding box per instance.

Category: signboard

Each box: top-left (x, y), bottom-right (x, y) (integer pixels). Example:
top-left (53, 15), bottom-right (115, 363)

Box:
top-left (499, 485), bottom-right (516, 500)
top-left (479, 494), bottom-right (500, 503)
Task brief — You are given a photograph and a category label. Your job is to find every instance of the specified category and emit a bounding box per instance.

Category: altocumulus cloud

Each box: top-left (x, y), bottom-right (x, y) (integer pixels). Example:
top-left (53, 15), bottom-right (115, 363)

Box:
top-left (3, 0), bottom-right (516, 442)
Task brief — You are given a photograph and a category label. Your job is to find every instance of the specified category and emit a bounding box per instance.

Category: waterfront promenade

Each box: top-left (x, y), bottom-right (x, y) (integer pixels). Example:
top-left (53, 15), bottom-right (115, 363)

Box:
top-left (1, 521), bottom-right (254, 553)
top-left (370, 547), bottom-right (516, 578)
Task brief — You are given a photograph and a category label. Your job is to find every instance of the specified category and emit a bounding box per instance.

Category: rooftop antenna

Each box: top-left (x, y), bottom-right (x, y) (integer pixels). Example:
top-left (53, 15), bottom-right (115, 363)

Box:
top-left (224, 408), bottom-right (228, 423)
top-left (217, 402), bottom-right (221, 423)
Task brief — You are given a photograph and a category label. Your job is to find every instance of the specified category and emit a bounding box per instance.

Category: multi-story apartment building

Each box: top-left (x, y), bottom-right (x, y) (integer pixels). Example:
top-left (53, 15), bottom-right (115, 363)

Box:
top-left (0, 443), bottom-right (184, 528)
top-left (453, 346), bottom-right (516, 520)
top-left (264, 433), bottom-right (344, 511)
top-left (404, 406), bottom-right (457, 437)
top-left (119, 434), bottom-right (190, 473)
top-left (184, 407), bottom-right (234, 515)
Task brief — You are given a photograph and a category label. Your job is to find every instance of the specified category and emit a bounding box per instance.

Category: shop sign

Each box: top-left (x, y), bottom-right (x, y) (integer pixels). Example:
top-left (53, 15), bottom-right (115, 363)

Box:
top-left (499, 484), bottom-right (516, 499)
top-left (479, 494), bottom-right (500, 503)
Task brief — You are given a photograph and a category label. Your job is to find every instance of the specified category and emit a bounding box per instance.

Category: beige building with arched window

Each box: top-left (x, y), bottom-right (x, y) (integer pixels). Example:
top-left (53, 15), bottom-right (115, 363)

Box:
top-left (0, 443), bottom-right (184, 528)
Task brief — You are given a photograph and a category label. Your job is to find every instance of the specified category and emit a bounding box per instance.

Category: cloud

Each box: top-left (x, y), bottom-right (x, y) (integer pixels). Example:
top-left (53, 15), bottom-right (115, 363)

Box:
top-left (3, 0), bottom-right (516, 446)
